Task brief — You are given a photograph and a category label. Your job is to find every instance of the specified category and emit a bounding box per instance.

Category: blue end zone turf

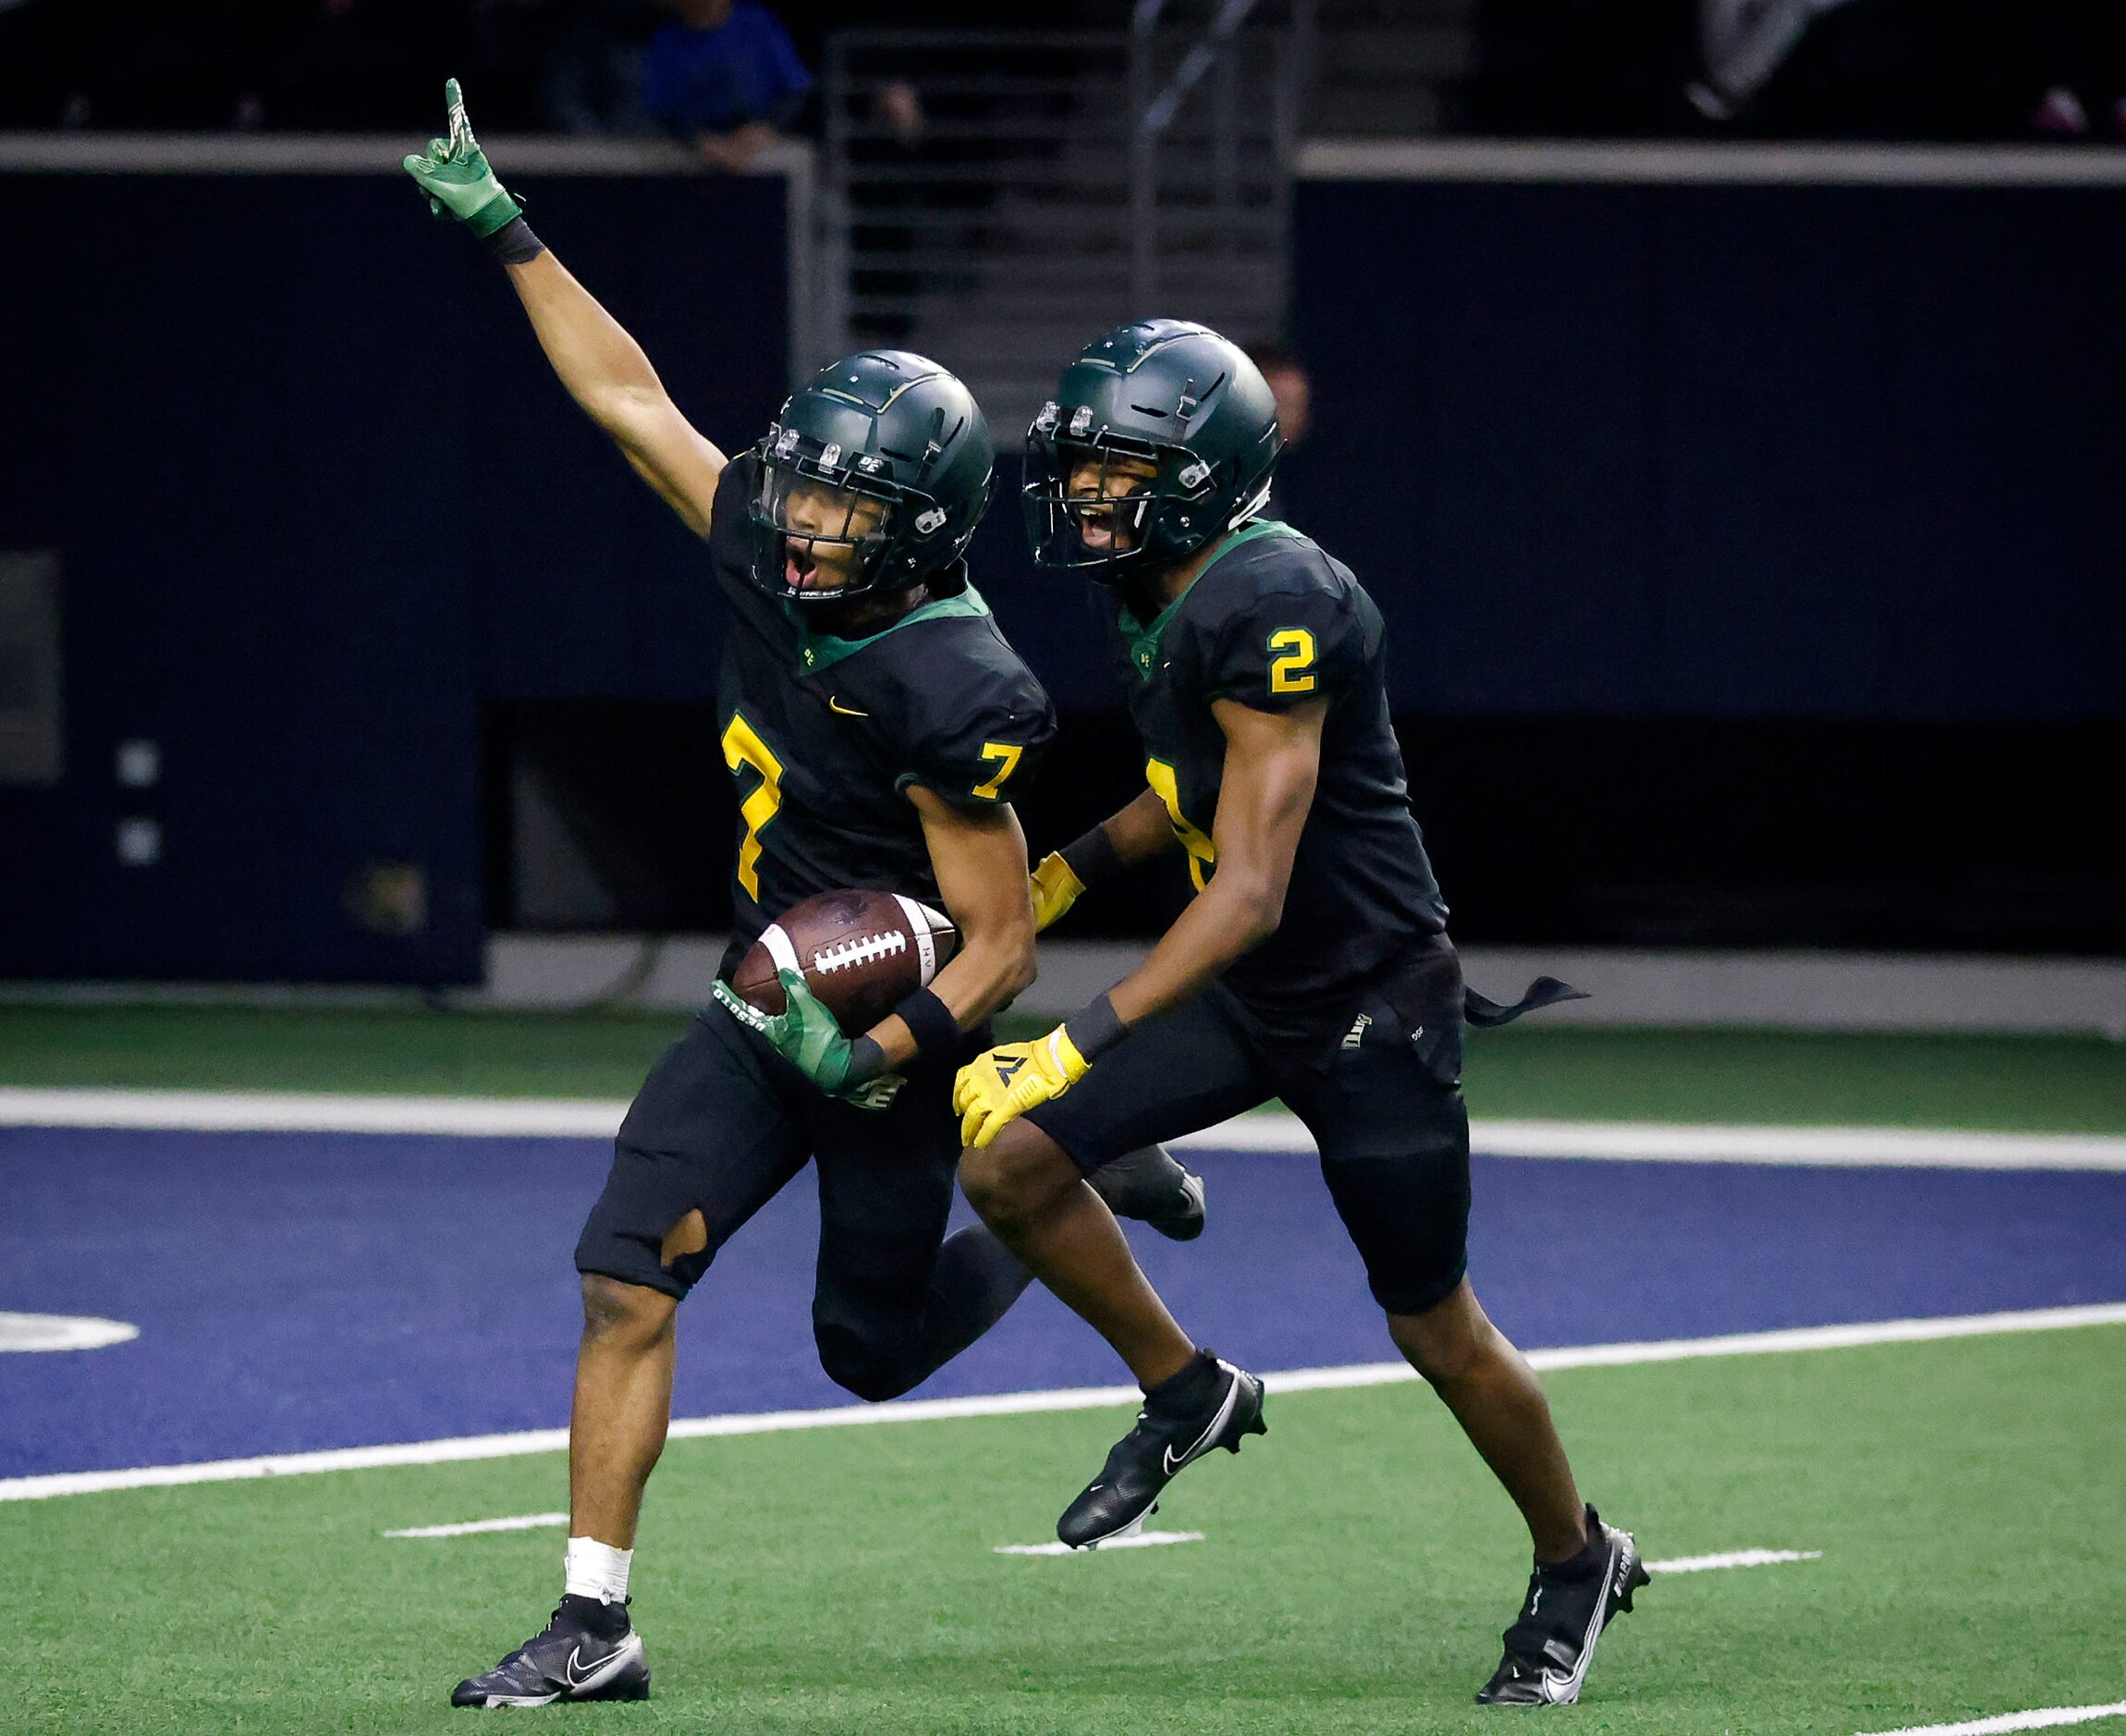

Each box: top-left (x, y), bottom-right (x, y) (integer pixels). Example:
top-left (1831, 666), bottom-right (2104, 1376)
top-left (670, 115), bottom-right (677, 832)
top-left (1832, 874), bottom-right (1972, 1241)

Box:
top-left (4, 1127), bottom-right (2124, 1478)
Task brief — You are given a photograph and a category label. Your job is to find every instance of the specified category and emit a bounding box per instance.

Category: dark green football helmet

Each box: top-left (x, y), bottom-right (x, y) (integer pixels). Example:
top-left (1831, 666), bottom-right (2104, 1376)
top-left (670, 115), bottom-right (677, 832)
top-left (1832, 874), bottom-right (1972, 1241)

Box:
top-left (749, 350), bottom-right (995, 603)
top-left (1023, 318), bottom-right (1280, 578)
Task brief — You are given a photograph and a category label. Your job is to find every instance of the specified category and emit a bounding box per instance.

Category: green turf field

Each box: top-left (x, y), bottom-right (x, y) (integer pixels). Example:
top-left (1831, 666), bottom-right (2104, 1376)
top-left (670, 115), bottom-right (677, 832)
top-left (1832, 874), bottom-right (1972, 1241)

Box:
top-left (3, 1004), bottom-right (2123, 1131)
top-left (11, 1324), bottom-right (2121, 1734)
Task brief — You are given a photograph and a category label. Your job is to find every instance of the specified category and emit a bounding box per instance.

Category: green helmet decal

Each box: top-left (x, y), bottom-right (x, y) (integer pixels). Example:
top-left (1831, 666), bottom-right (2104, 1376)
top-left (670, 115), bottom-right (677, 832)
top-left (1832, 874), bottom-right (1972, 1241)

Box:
top-left (1022, 318), bottom-right (1281, 578)
top-left (750, 350), bottom-right (996, 603)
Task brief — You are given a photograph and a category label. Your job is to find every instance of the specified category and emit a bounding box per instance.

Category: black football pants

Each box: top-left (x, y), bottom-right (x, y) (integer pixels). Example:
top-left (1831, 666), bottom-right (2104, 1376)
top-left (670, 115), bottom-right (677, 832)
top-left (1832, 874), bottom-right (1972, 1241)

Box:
top-left (576, 1008), bottom-right (1028, 1402)
top-left (1027, 934), bottom-right (1473, 1316)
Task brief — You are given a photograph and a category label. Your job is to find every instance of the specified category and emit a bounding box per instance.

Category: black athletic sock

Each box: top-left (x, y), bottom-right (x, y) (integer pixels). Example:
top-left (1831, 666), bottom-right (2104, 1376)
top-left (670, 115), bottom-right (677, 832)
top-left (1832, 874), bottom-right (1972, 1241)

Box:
top-left (1540, 1506), bottom-right (1607, 1580)
top-left (1144, 1348), bottom-right (1223, 1415)
top-left (559, 1594), bottom-right (630, 1639)
top-left (912, 1225), bottom-right (1034, 1377)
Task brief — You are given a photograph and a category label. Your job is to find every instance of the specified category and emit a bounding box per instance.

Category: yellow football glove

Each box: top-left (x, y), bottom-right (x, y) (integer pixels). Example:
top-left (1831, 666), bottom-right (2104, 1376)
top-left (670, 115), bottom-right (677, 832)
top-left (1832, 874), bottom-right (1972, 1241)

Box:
top-left (954, 1024), bottom-right (1092, 1148)
top-left (1028, 851), bottom-right (1086, 934)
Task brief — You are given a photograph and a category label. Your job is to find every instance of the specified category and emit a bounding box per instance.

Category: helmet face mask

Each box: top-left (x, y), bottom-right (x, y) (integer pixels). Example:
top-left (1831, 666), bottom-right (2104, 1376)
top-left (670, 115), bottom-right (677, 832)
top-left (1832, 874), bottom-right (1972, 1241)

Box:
top-left (744, 350), bottom-right (994, 605)
top-left (750, 452), bottom-right (903, 601)
top-left (1022, 320), bottom-right (1280, 581)
top-left (1023, 432), bottom-right (1216, 575)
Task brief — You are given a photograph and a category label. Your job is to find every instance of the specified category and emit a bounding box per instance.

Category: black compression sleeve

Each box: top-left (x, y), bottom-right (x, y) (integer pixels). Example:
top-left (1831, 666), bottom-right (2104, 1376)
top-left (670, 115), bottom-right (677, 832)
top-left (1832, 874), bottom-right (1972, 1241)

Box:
top-left (1058, 823), bottom-right (1127, 889)
top-left (891, 986), bottom-right (964, 1065)
top-left (842, 1034), bottom-right (887, 1086)
top-left (487, 216), bottom-right (546, 264)
top-left (1062, 991), bottom-right (1128, 1062)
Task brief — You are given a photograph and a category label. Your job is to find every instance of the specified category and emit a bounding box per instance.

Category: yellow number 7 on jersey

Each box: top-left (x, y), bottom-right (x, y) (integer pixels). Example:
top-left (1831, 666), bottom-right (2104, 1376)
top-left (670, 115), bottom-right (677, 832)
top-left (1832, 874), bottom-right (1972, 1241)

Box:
top-left (971, 740), bottom-right (1023, 801)
top-left (721, 712), bottom-right (784, 899)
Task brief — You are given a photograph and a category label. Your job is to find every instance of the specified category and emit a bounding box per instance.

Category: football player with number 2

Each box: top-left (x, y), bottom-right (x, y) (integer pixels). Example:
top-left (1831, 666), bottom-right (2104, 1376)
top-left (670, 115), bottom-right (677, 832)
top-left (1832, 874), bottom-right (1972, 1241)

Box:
top-left (402, 86), bottom-right (1200, 1708)
top-left (955, 320), bottom-right (1649, 1707)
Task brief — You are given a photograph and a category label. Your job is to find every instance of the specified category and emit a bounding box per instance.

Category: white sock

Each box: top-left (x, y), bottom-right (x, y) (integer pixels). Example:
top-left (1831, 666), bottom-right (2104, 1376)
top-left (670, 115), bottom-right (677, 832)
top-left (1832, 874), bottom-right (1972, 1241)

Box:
top-left (564, 1535), bottom-right (632, 1605)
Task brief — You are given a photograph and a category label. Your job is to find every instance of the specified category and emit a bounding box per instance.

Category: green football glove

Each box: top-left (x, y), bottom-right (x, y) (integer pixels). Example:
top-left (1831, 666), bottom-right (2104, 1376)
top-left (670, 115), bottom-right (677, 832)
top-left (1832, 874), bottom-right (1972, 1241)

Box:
top-left (713, 970), bottom-right (888, 1099)
top-left (402, 78), bottom-right (521, 238)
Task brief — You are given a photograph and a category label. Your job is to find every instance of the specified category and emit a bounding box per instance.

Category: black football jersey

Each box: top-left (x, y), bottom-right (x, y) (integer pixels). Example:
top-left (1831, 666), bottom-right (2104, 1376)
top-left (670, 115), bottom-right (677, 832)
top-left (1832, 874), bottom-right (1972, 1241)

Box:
top-left (1104, 519), bottom-right (1448, 1021)
top-left (707, 455), bottom-right (1057, 973)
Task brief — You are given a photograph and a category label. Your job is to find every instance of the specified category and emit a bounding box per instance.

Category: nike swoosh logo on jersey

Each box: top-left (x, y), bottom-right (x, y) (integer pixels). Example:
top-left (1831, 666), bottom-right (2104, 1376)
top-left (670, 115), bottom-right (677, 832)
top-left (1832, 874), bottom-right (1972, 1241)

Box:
top-left (827, 695), bottom-right (869, 717)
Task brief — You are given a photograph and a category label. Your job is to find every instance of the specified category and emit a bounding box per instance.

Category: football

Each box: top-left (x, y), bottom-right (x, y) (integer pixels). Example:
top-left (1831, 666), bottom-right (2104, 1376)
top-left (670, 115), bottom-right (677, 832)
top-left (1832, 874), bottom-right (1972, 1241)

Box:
top-left (731, 888), bottom-right (959, 1035)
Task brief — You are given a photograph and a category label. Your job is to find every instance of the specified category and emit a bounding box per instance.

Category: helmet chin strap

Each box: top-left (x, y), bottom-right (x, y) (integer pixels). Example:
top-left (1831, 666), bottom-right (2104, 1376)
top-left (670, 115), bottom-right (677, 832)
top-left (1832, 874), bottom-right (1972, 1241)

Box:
top-left (1228, 476), bottom-right (1274, 529)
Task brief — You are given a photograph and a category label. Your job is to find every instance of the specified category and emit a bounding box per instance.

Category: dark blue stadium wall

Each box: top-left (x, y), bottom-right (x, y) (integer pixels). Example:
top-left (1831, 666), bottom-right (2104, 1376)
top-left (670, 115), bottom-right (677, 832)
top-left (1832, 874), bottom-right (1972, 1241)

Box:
top-left (4, 167), bottom-right (2120, 982)
top-left (1285, 177), bottom-right (2125, 722)
top-left (0, 168), bottom-right (788, 984)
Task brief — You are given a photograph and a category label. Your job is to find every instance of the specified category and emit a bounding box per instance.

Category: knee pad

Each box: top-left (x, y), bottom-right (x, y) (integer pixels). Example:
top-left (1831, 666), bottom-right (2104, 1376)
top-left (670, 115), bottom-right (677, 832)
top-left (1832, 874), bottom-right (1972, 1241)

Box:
top-left (813, 1320), bottom-right (922, 1404)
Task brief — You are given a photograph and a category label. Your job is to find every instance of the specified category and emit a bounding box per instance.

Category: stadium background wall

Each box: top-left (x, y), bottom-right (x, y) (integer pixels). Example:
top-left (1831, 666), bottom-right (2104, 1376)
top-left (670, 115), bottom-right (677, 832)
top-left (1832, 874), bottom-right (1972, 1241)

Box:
top-left (1, 165), bottom-right (2119, 984)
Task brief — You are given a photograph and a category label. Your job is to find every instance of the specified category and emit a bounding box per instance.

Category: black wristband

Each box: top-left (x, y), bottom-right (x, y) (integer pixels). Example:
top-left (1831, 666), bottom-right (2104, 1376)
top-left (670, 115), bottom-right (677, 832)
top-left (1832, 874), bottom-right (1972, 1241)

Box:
top-left (890, 986), bottom-right (963, 1065)
top-left (487, 215), bottom-right (546, 265)
top-left (842, 1034), bottom-right (887, 1086)
top-left (1062, 991), bottom-right (1129, 1063)
top-left (1058, 824), bottom-right (1126, 890)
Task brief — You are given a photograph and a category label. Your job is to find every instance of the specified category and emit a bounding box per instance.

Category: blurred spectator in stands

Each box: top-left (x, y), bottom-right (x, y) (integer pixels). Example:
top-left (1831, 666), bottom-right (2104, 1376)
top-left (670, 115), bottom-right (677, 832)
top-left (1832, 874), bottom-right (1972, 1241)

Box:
top-left (533, 0), bottom-right (665, 133)
top-left (643, 0), bottom-right (811, 170)
top-left (1688, 0), bottom-right (1859, 121)
top-left (2022, 1), bottom-right (2126, 138)
top-left (1245, 342), bottom-right (1312, 522)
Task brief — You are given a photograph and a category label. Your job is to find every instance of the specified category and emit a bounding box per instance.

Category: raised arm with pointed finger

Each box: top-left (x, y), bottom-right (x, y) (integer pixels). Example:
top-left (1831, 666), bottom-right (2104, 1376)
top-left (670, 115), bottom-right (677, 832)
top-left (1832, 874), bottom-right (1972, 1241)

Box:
top-left (404, 79), bottom-right (727, 536)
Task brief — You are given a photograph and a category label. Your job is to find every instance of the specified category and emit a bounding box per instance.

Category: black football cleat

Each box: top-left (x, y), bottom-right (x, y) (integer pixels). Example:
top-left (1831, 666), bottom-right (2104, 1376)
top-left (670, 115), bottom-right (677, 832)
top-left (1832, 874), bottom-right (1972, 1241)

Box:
top-left (450, 1595), bottom-right (650, 1708)
top-left (1058, 1353), bottom-right (1265, 1548)
top-left (1475, 1509), bottom-right (1648, 1706)
top-left (1087, 1143), bottom-right (1207, 1241)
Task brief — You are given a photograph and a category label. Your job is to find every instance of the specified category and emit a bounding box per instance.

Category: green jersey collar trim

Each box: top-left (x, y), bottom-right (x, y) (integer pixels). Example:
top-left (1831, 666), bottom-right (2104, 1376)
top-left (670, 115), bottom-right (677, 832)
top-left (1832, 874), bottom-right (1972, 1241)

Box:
top-left (1117, 519), bottom-right (1303, 679)
top-left (793, 583), bottom-right (992, 673)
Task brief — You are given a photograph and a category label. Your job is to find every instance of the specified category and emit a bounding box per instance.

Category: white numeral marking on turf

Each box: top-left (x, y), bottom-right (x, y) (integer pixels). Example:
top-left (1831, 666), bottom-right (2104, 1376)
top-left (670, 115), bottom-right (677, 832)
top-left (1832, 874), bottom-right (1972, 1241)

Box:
top-left (383, 1511), bottom-right (568, 1538)
top-left (1647, 1547), bottom-right (1822, 1573)
top-left (0, 1314), bottom-right (140, 1353)
top-left (995, 1531), bottom-right (1204, 1557)
top-left (1856, 1700), bottom-right (2126, 1735)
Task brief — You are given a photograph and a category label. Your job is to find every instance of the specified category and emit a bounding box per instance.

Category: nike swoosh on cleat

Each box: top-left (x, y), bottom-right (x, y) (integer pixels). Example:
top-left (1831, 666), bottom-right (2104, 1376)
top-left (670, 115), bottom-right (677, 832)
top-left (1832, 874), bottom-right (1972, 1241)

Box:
top-left (563, 1640), bottom-right (635, 1693)
top-left (1165, 1366), bottom-right (1244, 1476)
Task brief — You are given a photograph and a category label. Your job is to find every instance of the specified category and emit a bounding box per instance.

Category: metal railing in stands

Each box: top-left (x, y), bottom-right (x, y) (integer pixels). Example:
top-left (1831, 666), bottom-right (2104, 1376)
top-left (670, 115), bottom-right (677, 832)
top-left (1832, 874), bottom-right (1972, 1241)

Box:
top-left (819, 8), bottom-right (1310, 437)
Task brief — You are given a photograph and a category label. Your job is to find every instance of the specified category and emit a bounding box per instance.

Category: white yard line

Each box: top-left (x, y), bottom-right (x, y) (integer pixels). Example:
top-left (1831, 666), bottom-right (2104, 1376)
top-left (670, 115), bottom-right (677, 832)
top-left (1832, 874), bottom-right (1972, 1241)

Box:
top-left (0, 1089), bottom-right (629, 1138)
top-left (1856, 1701), bottom-right (2126, 1735)
top-left (1647, 1547), bottom-right (1821, 1573)
top-left (384, 1512), bottom-right (568, 1539)
top-left (1466, 1120), bottom-right (2126, 1171)
top-left (4, 1088), bottom-right (2122, 1170)
top-left (5, 1302), bottom-right (2120, 1505)
top-left (995, 1531), bottom-right (1204, 1557)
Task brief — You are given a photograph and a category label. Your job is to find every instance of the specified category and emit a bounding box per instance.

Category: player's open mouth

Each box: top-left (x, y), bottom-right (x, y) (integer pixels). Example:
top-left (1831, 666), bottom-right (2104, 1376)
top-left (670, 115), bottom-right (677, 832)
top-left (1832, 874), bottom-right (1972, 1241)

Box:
top-left (786, 543), bottom-right (825, 589)
top-left (1078, 509), bottom-right (1116, 549)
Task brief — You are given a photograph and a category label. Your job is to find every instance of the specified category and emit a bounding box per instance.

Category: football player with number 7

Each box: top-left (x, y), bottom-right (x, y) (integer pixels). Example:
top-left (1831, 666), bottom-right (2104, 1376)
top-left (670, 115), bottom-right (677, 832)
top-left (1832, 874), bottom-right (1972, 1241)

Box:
top-left (401, 85), bottom-right (1202, 1708)
top-left (953, 321), bottom-right (1649, 1708)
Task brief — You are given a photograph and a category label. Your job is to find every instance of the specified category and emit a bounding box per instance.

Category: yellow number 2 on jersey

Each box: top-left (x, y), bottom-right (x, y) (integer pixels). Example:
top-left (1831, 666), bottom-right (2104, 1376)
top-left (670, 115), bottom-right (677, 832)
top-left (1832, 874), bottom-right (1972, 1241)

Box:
top-left (720, 712), bottom-right (785, 900)
top-left (1268, 627), bottom-right (1318, 694)
top-left (972, 741), bottom-right (1023, 801)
